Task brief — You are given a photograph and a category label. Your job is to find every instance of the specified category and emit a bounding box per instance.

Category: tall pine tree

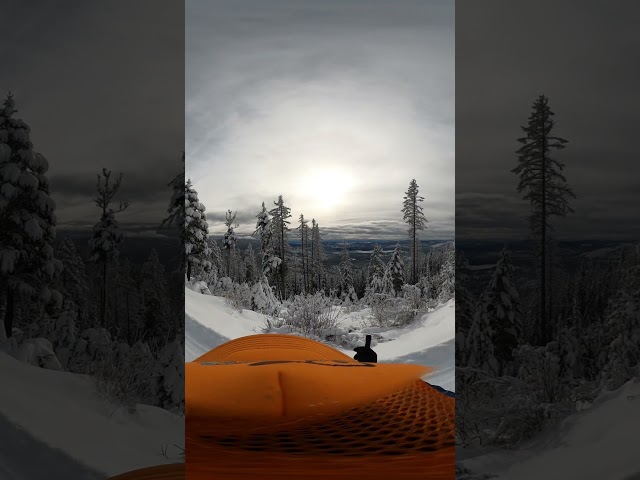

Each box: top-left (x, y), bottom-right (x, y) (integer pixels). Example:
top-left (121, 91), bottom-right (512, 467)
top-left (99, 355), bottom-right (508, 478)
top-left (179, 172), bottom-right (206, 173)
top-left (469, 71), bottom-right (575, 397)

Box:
top-left (402, 179), bottom-right (427, 285)
top-left (269, 195), bottom-right (291, 299)
top-left (89, 168), bottom-right (129, 331)
top-left (513, 95), bottom-right (575, 344)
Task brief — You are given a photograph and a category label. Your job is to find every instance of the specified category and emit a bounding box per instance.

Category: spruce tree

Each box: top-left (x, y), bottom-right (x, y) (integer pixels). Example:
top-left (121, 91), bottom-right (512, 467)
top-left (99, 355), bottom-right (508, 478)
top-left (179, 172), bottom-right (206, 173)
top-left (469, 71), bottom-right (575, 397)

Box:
top-left (481, 248), bottom-right (522, 374)
top-left (254, 202), bottom-right (280, 282)
top-left (222, 210), bottom-right (238, 277)
top-left (367, 244), bottom-right (387, 294)
top-left (388, 243), bottom-right (405, 297)
top-left (402, 179), bottom-right (427, 285)
top-left (0, 94), bottom-right (62, 338)
top-left (184, 179), bottom-right (211, 281)
top-left (513, 95), bottom-right (575, 344)
top-left (466, 303), bottom-right (498, 376)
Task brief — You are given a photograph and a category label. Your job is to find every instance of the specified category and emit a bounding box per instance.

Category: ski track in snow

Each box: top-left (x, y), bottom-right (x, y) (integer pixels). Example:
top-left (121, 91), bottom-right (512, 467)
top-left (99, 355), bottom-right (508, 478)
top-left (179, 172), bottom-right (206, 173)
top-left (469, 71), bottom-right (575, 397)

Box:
top-left (185, 287), bottom-right (455, 391)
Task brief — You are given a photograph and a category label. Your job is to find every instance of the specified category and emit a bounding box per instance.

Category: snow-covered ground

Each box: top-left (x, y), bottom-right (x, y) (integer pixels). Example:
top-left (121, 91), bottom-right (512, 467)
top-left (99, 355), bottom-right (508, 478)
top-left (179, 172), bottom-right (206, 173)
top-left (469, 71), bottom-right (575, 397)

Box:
top-left (0, 350), bottom-right (184, 479)
top-left (185, 287), bottom-right (455, 392)
top-left (458, 378), bottom-right (640, 480)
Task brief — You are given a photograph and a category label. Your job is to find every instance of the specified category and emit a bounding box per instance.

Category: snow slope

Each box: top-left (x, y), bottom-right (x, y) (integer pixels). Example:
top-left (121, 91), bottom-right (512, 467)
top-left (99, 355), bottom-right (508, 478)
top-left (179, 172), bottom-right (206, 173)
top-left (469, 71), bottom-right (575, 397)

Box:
top-left (458, 378), bottom-right (640, 480)
top-left (0, 351), bottom-right (184, 479)
top-left (185, 287), bottom-right (455, 391)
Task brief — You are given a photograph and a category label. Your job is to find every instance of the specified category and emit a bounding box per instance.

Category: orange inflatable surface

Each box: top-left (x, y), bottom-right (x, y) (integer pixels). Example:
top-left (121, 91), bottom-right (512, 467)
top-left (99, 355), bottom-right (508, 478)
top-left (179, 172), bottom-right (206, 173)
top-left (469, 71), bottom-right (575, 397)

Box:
top-left (186, 334), bottom-right (455, 480)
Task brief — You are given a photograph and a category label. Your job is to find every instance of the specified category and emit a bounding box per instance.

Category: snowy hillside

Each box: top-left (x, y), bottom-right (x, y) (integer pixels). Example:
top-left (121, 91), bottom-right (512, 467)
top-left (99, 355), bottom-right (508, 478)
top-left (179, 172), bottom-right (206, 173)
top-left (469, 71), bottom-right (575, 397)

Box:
top-left (0, 351), bottom-right (183, 479)
top-left (458, 378), bottom-right (640, 480)
top-left (185, 287), bottom-right (455, 391)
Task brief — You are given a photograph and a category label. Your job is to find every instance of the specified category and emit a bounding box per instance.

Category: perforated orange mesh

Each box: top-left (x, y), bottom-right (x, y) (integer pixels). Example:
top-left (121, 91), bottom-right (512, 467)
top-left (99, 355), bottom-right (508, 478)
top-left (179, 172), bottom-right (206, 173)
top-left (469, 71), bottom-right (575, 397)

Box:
top-left (186, 379), bottom-right (455, 479)
top-left (186, 360), bottom-right (431, 420)
top-left (106, 463), bottom-right (184, 480)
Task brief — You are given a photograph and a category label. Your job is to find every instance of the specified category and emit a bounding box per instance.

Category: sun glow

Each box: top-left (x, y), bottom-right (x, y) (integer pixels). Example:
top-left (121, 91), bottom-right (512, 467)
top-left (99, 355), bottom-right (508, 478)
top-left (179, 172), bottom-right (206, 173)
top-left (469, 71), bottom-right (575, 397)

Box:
top-left (303, 167), bottom-right (355, 211)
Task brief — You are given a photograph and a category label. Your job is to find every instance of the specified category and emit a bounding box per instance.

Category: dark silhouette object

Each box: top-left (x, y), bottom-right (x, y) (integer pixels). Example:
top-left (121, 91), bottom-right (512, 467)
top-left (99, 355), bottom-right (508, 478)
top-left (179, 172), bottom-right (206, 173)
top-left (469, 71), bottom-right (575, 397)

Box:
top-left (354, 335), bottom-right (377, 363)
top-left (512, 95), bottom-right (574, 344)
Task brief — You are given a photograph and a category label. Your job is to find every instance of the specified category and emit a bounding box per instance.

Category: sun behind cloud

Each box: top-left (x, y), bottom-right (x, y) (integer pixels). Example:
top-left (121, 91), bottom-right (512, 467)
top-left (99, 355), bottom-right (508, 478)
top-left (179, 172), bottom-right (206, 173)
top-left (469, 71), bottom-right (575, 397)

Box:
top-left (302, 167), bottom-right (355, 212)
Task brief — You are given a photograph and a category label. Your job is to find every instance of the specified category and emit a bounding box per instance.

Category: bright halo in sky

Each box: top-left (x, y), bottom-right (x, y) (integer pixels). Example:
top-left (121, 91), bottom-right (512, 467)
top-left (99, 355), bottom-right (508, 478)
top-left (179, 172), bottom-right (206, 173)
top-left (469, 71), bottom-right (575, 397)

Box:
top-left (302, 167), bottom-right (355, 211)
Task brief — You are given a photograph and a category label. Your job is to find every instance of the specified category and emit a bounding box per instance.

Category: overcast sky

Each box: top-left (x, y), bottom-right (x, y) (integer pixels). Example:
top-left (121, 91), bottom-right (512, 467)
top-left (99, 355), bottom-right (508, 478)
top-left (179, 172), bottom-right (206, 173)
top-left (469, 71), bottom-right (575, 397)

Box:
top-left (456, 0), bottom-right (640, 241)
top-left (0, 0), bottom-right (183, 237)
top-left (186, 0), bottom-right (454, 240)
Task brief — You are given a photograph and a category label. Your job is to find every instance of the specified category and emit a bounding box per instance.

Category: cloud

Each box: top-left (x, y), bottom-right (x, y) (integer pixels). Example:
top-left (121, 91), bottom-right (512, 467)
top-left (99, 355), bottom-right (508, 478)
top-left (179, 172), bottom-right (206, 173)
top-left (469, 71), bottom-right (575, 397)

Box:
top-left (456, 0), bottom-right (640, 240)
top-left (0, 0), bottom-right (183, 233)
top-left (186, 0), bottom-right (454, 240)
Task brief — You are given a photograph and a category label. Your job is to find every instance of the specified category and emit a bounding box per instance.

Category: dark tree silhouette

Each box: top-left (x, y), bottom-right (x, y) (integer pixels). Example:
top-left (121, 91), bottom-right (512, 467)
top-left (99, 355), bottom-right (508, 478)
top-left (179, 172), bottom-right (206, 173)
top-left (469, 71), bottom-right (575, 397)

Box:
top-left (513, 95), bottom-right (575, 344)
top-left (89, 168), bottom-right (129, 330)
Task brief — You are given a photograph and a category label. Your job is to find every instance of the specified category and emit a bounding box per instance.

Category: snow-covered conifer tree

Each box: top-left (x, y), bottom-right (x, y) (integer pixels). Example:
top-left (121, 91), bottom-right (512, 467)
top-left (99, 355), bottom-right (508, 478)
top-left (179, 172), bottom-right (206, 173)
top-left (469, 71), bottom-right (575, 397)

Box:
top-left (482, 248), bottom-right (522, 373)
top-left (222, 210), bottom-right (238, 277)
top-left (254, 202), bottom-right (280, 282)
top-left (0, 93), bottom-right (62, 338)
top-left (387, 243), bottom-right (405, 297)
top-left (184, 179), bottom-right (211, 281)
top-left (367, 244), bottom-right (387, 294)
